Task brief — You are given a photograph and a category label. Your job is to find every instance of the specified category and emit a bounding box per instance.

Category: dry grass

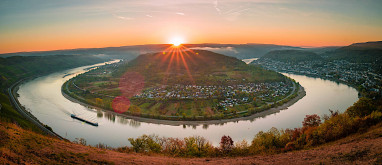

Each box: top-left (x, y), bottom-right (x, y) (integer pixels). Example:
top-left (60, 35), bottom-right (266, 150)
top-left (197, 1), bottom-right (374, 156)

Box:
top-left (0, 121), bottom-right (381, 164)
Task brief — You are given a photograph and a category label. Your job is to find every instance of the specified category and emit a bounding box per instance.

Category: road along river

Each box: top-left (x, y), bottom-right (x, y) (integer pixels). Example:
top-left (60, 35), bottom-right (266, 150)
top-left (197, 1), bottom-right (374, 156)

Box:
top-left (17, 61), bottom-right (358, 147)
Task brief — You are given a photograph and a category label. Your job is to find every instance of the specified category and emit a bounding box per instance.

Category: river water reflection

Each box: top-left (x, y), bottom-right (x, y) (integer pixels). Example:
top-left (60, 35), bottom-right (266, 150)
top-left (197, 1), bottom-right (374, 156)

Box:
top-left (17, 62), bottom-right (358, 147)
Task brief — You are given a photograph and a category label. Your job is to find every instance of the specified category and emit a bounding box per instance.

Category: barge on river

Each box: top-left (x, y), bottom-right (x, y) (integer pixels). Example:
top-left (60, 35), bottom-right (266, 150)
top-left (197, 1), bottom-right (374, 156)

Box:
top-left (70, 114), bottom-right (98, 126)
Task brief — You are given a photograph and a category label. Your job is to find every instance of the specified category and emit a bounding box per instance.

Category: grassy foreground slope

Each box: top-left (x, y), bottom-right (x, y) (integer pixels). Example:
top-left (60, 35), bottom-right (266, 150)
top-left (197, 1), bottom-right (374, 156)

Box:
top-left (1, 120), bottom-right (381, 164)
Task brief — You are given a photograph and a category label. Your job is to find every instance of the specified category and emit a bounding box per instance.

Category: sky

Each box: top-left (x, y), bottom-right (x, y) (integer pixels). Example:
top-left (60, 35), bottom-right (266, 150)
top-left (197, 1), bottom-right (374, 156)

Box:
top-left (0, 0), bottom-right (382, 53)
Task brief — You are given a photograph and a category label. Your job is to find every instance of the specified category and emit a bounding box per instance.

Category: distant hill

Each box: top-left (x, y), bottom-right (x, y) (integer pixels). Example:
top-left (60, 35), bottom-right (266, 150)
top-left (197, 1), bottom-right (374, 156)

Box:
top-left (259, 50), bottom-right (323, 63)
top-left (324, 41), bottom-right (382, 73)
top-left (6, 42), bottom-right (378, 63)
top-left (0, 43), bottom-right (303, 60)
top-left (0, 55), bottom-right (106, 89)
top-left (0, 44), bottom-right (172, 60)
top-left (345, 41), bottom-right (382, 50)
top-left (187, 43), bottom-right (302, 59)
top-left (128, 49), bottom-right (244, 73)
top-left (119, 49), bottom-right (284, 86)
top-left (305, 46), bottom-right (341, 54)
top-left (325, 41), bottom-right (382, 63)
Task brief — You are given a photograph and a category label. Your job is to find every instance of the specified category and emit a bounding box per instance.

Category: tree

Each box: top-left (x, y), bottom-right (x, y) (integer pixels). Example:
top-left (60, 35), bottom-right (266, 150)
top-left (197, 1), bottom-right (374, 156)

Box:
top-left (129, 105), bottom-right (141, 115)
top-left (184, 136), bottom-right (211, 157)
top-left (95, 98), bottom-right (103, 105)
top-left (217, 105), bottom-right (224, 111)
top-left (302, 114), bottom-right (321, 127)
top-left (346, 97), bottom-right (376, 117)
top-left (128, 135), bottom-right (161, 153)
top-left (220, 135), bottom-right (234, 153)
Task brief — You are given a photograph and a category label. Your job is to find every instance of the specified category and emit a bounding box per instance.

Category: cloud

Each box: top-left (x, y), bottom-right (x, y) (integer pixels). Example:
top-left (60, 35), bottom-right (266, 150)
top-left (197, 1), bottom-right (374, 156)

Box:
top-left (214, 0), bottom-right (221, 14)
top-left (146, 14), bottom-right (153, 17)
top-left (191, 47), bottom-right (238, 54)
top-left (212, 0), bottom-right (250, 21)
top-left (112, 14), bottom-right (134, 20)
top-left (176, 12), bottom-right (185, 16)
top-left (225, 7), bottom-right (250, 21)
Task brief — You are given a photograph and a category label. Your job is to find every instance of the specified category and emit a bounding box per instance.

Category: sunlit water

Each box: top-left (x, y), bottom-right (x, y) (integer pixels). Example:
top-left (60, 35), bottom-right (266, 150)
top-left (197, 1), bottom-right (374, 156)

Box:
top-left (242, 58), bottom-right (258, 64)
top-left (17, 61), bottom-right (358, 147)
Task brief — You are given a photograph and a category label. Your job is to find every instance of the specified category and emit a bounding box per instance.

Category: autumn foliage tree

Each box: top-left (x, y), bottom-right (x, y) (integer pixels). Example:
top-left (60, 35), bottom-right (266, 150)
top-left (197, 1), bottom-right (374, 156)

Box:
top-left (302, 114), bottom-right (321, 128)
top-left (346, 97), bottom-right (376, 117)
top-left (220, 135), bottom-right (234, 153)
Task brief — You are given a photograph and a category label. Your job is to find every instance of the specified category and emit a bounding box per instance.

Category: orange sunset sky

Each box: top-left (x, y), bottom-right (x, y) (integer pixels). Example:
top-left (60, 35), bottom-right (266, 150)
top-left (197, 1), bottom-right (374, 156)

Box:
top-left (1, 0), bottom-right (382, 54)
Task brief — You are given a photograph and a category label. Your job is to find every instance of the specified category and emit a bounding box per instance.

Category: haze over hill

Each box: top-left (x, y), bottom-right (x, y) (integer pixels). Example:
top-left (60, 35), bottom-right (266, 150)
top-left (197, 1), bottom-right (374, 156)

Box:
top-left (250, 41), bottom-right (381, 72)
top-left (321, 41), bottom-right (382, 73)
top-left (0, 55), bottom-right (106, 89)
top-left (0, 44), bottom-right (172, 60)
top-left (260, 50), bottom-right (322, 63)
top-left (0, 43), bottom-right (305, 60)
top-left (324, 41), bottom-right (382, 62)
top-left (187, 43), bottom-right (302, 59)
top-left (7, 42), bottom-right (379, 63)
top-left (345, 41), bottom-right (382, 50)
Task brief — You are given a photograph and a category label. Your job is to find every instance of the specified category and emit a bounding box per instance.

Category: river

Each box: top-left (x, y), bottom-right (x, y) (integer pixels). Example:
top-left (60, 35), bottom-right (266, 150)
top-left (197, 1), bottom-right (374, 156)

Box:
top-left (17, 61), bottom-right (358, 147)
top-left (242, 58), bottom-right (258, 64)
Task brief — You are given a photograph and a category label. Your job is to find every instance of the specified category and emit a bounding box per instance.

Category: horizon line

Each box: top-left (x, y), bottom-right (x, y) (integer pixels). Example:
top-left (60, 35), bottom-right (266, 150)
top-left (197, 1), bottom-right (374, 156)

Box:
top-left (0, 42), bottom-right (357, 55)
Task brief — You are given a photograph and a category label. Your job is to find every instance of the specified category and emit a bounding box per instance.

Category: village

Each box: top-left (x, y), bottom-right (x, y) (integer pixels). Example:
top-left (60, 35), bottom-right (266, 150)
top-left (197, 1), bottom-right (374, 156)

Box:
top-left (135, 81), bottom-right (294, 108)
top-left (254, 59), bottom-right (382, 95)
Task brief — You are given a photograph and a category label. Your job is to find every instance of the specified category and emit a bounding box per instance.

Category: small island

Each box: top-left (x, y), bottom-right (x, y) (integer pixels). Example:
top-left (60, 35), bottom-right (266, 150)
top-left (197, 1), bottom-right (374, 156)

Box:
top-left (62, 49), bottom-right (304, 122)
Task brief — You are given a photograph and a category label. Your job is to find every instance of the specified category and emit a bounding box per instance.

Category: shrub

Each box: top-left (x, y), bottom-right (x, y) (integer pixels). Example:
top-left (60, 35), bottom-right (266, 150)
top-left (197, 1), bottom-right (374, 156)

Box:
top-left (358, 111), bottom-right (382, 129)
top-left (315, 113), bottom-right (356, 142)
top-left (346, 97), bottom-right (376, 117)
top-left (73, 138), bottom-right (87, 146)
top-left (184, 136), bottom-right (212, 157)
top-left (369, 111), bottom-right (382, 122)
top-left (303, 126), bottom-right (321, 146)
top-left (323, 109), bottom-right (339, 121)
top-left (161, 137), bottom-right (185, 156)
top-left (232, 140), bottom-right (250, 156)
top-left (302, 114), bottom-right (321, 128)
top-left (220, 135), bottom-right (234, 154)
top-left (128, 134), bottom-right (162, 153)
top-left (250, 127), bottom-right (287, 154)
top-left (122, 103), bottom-right (382, 157)
top-left (285, 128), bottom-right (302, 142)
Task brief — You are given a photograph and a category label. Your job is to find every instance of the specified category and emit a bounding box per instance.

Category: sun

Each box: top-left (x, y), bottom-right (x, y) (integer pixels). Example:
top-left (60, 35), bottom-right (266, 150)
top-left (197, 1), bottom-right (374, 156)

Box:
top-left (169, 36), bottom-right (184, 47)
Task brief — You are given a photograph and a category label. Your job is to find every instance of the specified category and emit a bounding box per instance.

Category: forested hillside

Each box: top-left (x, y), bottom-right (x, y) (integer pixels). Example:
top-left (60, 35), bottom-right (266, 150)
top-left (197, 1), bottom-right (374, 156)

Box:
top-left (324, 41), bottom-right (382, 73)
top-left (260, 50), bottom-right (323, 63)
top-left (0, 55), bottom-right (106, 89)
top-left (122, 50), bottom-right (284, 86)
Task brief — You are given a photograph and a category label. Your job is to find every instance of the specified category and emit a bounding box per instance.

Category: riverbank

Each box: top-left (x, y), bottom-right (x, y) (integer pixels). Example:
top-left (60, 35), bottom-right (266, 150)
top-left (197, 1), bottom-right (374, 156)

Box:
top-left (282, 71), bottom-right (361, 95)
top-left (8, 77), bottom-right (64, 139)
top-left (62, 82), bottom-right (306, 126)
